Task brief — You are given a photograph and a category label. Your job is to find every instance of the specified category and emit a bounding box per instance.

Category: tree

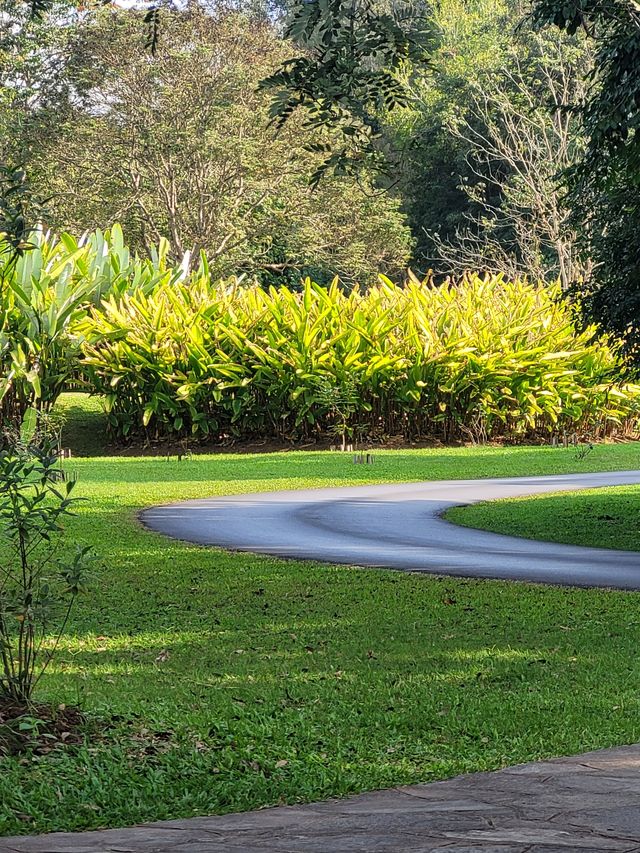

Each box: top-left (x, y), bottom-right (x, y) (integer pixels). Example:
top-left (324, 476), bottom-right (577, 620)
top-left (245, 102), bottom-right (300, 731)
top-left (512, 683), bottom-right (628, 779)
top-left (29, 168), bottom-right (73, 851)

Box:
top-left (15, 8), bottom-right (413, 284)
top-left (428, 25), bottom-right (591, 287)
top-left (391, 0), bottom-right (592, 283)
top-left (0, 1), bottom-right (68, 252)
top-left (531, 0), bottom-right (640, 356)
top-left (2, 0), bottom-right (437, 216)
top-left (261, 0), bottom-right (437, 184)
top-left (390, 0), bottom-right (517, 269)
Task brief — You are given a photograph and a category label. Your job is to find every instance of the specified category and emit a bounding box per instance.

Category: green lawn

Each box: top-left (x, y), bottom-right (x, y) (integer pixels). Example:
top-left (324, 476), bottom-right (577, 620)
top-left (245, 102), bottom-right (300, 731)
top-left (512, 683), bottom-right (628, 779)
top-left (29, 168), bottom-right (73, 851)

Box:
top-left (2, 395), bottom-right (640, 836)
top-left (448, 485), bottom-right (640, 551)
top-left (56, 392), bottom-right (108, 457)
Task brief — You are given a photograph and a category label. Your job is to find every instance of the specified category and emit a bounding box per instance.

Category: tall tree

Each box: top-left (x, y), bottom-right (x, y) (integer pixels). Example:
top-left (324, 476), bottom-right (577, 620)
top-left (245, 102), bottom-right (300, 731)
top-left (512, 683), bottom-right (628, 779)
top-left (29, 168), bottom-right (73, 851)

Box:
top-left (392, 0), bottom-right (592, 282)
top-left (428, 24), bottom-right (591, 287)
top-left (531, 0), bottom-right (640, 356)
top-left (7, 8), bottom-right (413, 284)
top-left (0, 0), bottom-right (429, 259)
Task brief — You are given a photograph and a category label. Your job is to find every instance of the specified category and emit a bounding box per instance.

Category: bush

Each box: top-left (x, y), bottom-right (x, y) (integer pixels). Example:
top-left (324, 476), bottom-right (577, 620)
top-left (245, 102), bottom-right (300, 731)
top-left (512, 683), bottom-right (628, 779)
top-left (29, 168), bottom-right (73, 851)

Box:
top-left (0, 423), bottom-right (94, 704)
top-left (0, 231), bottom-right (98, 431)
top-left (79, 272), bottom-right (640, 443)
top-left (0, 226), bottom-right (181, 434)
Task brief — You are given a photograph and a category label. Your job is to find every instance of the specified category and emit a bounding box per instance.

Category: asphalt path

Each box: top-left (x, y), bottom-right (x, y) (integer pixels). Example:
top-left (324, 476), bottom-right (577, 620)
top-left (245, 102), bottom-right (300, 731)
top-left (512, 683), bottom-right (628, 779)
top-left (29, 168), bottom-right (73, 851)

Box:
top-left (141, 470), bottom-right (640, 590)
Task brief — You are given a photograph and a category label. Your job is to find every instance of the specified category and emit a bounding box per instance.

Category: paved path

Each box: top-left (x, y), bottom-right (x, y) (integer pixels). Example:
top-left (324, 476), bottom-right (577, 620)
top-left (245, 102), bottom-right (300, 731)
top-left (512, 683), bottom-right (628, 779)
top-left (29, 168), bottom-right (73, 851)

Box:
top-left (142, 470), bottom-right (640, 589)
top-left (4, 744), bottom-right (640, 851)
top-left (6, 473), bottom-right (640, 850)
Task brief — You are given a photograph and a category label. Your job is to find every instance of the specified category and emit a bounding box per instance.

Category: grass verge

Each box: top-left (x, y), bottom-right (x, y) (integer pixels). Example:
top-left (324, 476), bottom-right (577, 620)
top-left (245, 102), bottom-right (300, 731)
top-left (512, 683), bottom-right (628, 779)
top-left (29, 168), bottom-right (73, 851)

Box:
top-left (55, 393), bottom-right (108, 457)
top-left (447, 484), bottom-right (640, 551)
top-left (1, 398), bottom-right (640, 835)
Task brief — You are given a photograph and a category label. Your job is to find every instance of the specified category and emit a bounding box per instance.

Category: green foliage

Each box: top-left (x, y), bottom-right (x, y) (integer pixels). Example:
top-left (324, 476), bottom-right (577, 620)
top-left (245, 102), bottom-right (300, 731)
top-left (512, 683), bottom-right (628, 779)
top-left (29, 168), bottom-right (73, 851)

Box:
top-left (12, 9), bottom-right (413, 284)
top-left (262, 0), bottom-right (437, 184)
top-left (531, 0), bottom-right (640, 356)
top-left (531, 0), bottom-right (640, 155)
top-left (392, 0), bottom-right (591, 280)
top-left (387, 0), bottom-right (508, 261)
top-left (0, 166), bottom-right (45, 257)
top-left (0, 230), bottom-right (91, 429)
top-left (79, 271), bottom-right (640, 443)
top-left (0, 430), bottom-right (93, 704)
top-left (314, 375), bottom-right (361, 449)
top-left (0, 225), bottom-right (177, 432)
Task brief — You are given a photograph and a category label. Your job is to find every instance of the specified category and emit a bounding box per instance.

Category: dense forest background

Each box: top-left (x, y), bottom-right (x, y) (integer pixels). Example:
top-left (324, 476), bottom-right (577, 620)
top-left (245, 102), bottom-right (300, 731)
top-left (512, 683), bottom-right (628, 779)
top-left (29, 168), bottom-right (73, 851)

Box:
top-left (0, 0), bottom-right (591, 281)
top-left (1, 0), bottom-right (639, 355)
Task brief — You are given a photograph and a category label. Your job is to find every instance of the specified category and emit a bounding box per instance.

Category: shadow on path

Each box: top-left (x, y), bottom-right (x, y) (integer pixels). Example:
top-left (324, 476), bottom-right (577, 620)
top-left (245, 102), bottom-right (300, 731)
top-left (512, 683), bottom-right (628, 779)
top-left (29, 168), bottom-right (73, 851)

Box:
top-left (141, 471), bottom-right (640, 590)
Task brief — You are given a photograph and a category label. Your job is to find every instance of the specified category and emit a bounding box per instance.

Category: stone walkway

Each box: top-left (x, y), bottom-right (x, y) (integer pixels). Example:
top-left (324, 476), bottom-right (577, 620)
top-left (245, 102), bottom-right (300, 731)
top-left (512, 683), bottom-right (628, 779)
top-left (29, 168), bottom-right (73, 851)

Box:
top-left (3, 744), bottom-right (640, 852)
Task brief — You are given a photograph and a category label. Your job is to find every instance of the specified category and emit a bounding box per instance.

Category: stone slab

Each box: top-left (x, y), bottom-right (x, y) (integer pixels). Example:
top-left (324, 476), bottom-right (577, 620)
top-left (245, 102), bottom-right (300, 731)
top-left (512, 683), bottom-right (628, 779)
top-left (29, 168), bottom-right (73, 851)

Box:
top-left (4, 744), bottom-right (640, 852)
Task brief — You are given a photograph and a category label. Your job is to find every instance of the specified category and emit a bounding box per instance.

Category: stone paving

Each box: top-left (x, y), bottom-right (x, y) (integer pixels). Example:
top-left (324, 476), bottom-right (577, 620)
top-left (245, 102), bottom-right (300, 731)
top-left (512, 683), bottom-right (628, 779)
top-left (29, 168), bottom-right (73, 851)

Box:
top-left (3, 744), bottom-right (640, 852)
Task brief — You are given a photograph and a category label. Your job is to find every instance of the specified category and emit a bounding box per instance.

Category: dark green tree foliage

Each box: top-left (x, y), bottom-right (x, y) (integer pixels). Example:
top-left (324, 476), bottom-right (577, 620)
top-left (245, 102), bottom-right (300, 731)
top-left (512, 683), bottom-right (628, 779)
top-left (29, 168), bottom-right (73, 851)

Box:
top-left (0, 167), bottom-right (33, 256)
top-left (262, 0), bottom-right (437, 184)
top-left (2, 8), bottom-right (413, 284)
top-left (0, 2), bottom-right (63, 257)
top-left (532, 0), bottom-right (640, 356)
top-left (390, 0), bottom-right (526, 273)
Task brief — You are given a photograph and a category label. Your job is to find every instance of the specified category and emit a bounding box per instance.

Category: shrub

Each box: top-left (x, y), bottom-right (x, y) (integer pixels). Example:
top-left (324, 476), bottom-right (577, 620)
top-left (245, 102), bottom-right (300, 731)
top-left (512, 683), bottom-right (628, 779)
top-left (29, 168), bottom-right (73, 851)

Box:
top-left (0, 232), bottom-right (95, 431)
top-left (0, 422), bottom-right (94, 704)
top-left (79, 272), bottom-right (640, 442)
top-left (0, 225), bottom-right (181, 434)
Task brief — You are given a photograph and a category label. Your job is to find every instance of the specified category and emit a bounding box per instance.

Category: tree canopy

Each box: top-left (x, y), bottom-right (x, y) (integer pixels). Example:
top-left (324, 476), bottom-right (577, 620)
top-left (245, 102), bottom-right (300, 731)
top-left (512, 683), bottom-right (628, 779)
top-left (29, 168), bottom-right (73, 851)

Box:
top-left (1, 0), bottom-right (640, 359)
top-left (531, 0), bottom-right (640, 356)
top-left (2, 6), bottom-right (413, 283)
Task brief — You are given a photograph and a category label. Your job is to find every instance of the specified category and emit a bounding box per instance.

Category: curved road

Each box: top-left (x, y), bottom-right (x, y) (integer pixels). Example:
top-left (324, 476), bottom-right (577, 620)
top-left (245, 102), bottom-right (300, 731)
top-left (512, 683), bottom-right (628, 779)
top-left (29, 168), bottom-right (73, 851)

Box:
top-left (141, 470), bottom-right (640, 590)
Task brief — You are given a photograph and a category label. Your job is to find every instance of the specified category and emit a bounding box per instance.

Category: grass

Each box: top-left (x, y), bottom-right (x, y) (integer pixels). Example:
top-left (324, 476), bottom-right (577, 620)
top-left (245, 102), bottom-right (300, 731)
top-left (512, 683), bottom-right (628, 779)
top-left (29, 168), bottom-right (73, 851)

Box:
top-left (56, 392), bottom-right (108, 457)
top-left (2, 394), bottom-right (640, 836)
top-left (448, 485), bottom-right (640, 551)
